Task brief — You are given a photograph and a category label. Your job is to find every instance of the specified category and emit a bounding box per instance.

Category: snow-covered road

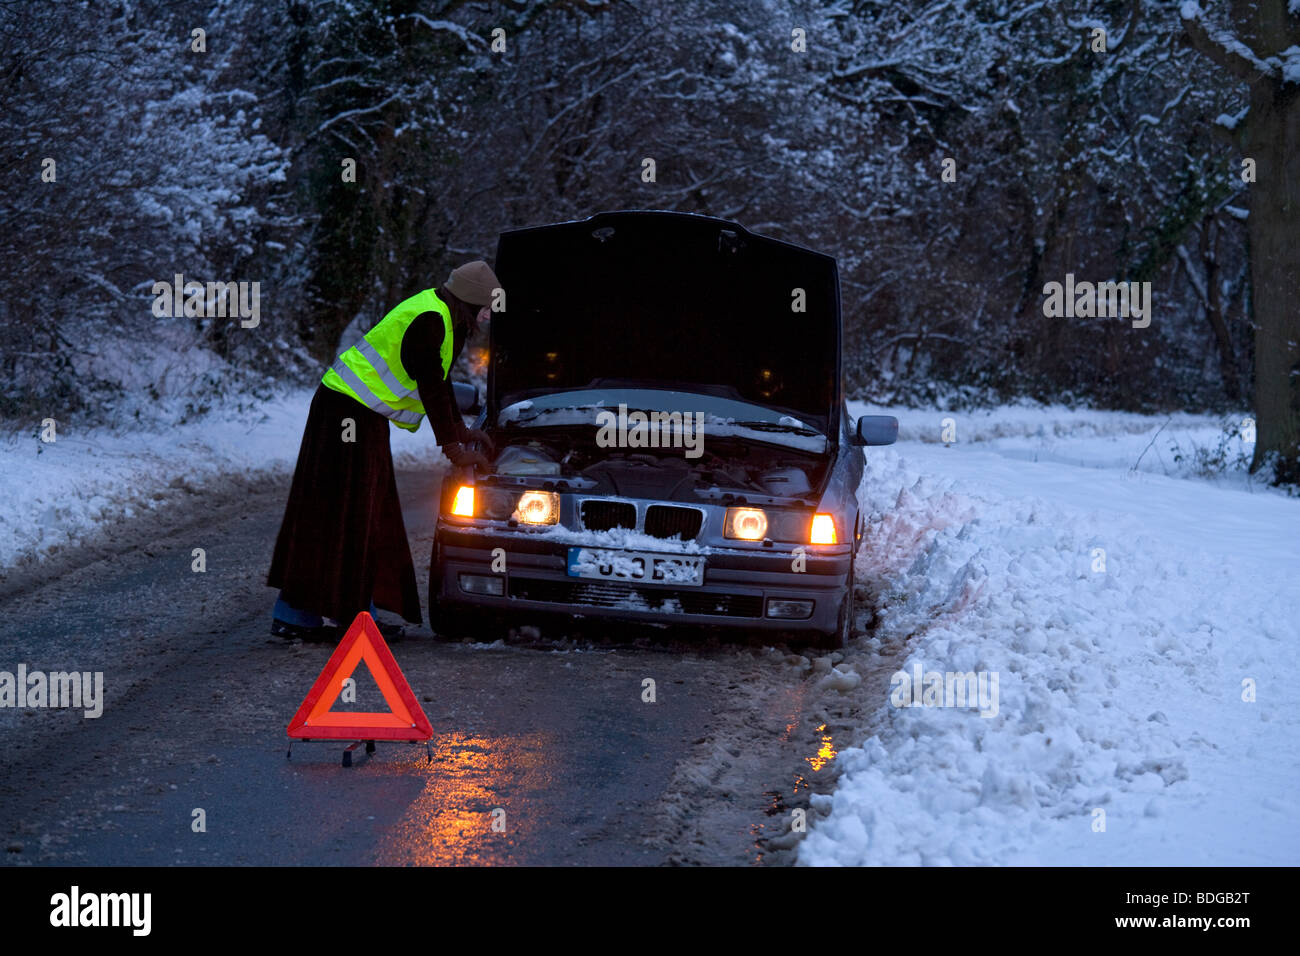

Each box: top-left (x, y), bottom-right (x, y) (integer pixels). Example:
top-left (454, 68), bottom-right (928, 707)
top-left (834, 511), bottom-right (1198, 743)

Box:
top-left (798, 404), bottom-right (1299, 865)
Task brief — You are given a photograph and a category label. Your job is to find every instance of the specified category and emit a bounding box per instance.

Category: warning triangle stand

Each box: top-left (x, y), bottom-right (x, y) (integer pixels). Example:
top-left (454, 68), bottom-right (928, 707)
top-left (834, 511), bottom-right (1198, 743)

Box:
top-left (286, 611), bottom-right (433, 766)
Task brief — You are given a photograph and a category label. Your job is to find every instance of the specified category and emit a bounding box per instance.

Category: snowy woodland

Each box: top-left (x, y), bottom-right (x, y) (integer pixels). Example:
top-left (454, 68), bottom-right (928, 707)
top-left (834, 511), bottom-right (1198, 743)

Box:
top-left (3, 0), bottom-right (1297, 483)
top-left (2, 1), bottom-right (1298, 871)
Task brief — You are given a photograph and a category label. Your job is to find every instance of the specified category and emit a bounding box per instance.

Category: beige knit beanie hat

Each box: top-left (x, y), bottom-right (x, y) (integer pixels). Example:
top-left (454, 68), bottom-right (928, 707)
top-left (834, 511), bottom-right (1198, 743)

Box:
top-left (445, 260), bottom-right (501, 307)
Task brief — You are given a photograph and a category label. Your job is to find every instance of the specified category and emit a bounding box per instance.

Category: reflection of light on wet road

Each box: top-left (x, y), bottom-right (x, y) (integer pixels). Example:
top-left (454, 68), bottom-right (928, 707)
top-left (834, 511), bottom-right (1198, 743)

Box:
top-left (805, 723), bottom-right (836, 772)
top-left (373, 731), bottom-right (556, 865)
top-left (750, 723), bottom-right (838, 863)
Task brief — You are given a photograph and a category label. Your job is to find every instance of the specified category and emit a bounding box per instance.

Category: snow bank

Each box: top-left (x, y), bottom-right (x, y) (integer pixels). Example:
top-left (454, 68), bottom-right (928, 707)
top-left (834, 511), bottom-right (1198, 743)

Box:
top-left (0, 388), bottom-right (446, 571)
top-left (854, 401), bottom-right (1259, 486)
top-left (797, 404), bottom-right (1299, 865)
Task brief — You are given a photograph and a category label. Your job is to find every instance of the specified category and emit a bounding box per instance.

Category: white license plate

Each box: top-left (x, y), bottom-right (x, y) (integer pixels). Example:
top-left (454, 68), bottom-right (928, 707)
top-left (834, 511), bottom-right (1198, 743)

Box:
top-left (566, 548), bottom-right (705, 586)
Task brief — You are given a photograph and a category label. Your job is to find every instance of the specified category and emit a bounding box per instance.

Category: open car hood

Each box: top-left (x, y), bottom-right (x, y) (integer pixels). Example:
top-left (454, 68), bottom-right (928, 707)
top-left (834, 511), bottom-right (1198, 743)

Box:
top-left (487, 211), bottom-right (842, 441)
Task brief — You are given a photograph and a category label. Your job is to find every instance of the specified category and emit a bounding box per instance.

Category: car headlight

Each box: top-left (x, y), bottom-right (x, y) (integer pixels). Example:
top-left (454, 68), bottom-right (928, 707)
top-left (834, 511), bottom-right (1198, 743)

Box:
top-left (725, 507), bottom-right (768, 540)
top-left (514, 490), bottom-right (560, 525)
top-left (810, 513), bottom-right (837, 544)
top-left (451, 485), bottom-right (475, 517)
top-left (446, 484), bottom-right (559, 523)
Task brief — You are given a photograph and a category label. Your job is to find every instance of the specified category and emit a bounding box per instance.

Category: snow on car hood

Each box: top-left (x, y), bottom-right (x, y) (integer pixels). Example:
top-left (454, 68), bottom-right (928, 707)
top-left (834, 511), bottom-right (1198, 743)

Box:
top-left (449, 522), bottom-right (712, 554)
top-left (487, 210), bottom-right (842, 439)
top-left (497, 390), bottom-right (828, 453)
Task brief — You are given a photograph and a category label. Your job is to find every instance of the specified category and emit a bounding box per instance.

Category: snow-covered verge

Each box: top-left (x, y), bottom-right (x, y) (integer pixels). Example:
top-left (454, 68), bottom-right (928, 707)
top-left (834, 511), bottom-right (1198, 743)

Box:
top-left (854, 402), bottom-right (1264, 484)
top-left (796, 402), bottom-right (1299, 865)
top-left (0, 388), bottom-right (446, 571)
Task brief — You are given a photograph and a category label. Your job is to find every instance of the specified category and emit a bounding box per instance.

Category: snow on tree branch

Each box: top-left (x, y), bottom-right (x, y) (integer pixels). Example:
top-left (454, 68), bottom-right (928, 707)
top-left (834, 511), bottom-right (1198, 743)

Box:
top-left (398, 14), bottom-right (487, 51)
top-left (1181, 2), bottom-right (1280, 82)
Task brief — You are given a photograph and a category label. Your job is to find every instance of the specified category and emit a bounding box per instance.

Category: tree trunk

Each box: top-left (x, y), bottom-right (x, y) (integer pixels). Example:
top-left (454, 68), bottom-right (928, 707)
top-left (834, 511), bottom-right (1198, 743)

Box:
top-left (1201, 217), bottom-right (1240, 401)
top-left (1184, 1), bottom-right (1300, 483)
top-left (1242, 79), bottom-right (1300, 481)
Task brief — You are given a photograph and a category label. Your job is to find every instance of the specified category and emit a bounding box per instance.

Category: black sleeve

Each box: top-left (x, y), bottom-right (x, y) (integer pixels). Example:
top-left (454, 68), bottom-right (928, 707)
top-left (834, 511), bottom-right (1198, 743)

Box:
top-left (401, 311), bottom-right (464, 446)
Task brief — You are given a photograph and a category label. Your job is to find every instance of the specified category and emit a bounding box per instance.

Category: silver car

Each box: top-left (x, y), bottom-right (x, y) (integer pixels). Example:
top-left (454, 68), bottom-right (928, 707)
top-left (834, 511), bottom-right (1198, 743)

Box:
top-left (430, 211), bottom-right (896, 647)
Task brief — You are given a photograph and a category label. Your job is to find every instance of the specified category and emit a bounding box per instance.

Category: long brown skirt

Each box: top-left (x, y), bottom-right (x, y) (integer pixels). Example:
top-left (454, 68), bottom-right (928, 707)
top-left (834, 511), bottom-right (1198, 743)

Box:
top-left (266, 383), bottom-right (422, 624)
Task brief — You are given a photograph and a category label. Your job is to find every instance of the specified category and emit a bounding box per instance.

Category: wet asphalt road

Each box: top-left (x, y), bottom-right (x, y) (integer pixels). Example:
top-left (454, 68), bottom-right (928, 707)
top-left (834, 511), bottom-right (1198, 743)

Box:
top-left (0, 467), bottom-right (834, 865)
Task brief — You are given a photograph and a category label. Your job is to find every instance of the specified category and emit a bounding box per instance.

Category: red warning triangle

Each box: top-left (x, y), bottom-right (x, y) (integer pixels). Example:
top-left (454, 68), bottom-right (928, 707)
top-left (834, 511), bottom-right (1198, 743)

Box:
top-left (287, 612), bottom-right (433, 741)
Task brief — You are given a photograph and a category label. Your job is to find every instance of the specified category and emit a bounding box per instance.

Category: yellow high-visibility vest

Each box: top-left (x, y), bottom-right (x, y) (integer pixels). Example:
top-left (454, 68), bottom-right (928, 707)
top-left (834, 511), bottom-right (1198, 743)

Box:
top-left (321, 289), bottom-right (454, 431)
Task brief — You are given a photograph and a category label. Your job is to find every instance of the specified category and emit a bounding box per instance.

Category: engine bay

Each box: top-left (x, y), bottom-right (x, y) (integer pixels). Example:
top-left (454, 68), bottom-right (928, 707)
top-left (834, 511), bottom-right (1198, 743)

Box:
top-left (487, 432), bottom-right (828, 504)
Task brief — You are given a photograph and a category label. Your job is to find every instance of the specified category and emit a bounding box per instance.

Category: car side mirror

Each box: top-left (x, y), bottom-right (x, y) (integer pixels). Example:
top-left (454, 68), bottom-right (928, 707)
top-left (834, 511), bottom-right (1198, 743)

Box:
top-left (452, 381), bottom-right (481, 415)
top-left (853, 415), bottom-right (898, 446)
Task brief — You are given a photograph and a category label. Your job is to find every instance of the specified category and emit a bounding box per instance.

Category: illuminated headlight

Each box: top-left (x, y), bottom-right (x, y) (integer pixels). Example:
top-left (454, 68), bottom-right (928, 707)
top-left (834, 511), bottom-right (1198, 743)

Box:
top-left (514, 490), bottom-right (560, 525)
top-left (451, 485), bottom-right (475, 517)
top-left (810, 513), bottom-right (838, 545)
top-left (725, 507), bottom-right (768, 541)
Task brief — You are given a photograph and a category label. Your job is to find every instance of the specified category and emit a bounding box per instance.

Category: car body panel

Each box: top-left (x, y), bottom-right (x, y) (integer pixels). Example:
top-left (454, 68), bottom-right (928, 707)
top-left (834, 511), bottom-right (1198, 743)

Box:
top-left (487, 209), bottom-right (842, 441)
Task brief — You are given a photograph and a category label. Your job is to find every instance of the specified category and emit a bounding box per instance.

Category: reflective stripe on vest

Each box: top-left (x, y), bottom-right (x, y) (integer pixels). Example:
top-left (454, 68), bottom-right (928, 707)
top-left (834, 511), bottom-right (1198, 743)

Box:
top-left (321, 289), bottom-right (454, 432)
top-left (328, 357), bottom-right (424, 425)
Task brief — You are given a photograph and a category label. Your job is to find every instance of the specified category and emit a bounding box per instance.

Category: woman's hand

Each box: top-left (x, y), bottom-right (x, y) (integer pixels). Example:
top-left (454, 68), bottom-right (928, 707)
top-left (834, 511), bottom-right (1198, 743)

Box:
top-left (461, 427), bottom-right (496, 457)
top-left (443, 442), bottom-right (491, 470)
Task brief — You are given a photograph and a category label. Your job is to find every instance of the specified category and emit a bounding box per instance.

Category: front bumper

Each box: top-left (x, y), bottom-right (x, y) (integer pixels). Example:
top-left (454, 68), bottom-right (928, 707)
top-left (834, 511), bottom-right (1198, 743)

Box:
top-left (432, 525), bottom-right (851, 633)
